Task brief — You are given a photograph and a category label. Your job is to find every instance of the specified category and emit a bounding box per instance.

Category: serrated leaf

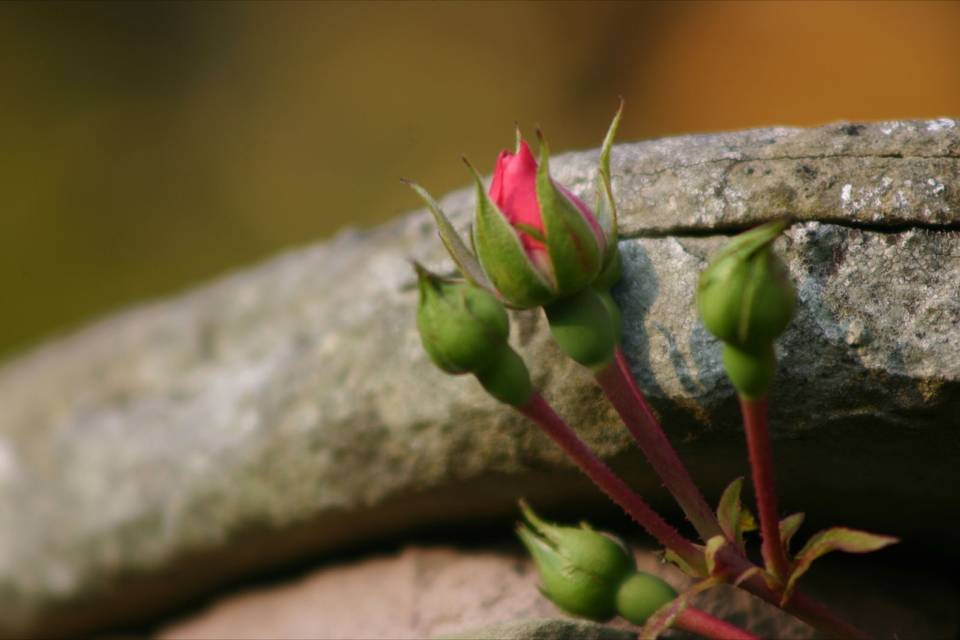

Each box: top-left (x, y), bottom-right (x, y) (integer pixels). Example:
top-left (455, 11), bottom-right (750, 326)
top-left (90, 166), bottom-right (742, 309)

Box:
top-left (716, 477), bottom-right (745, 547)
top-left (536, 131), bottom-right (603, 296)
top-left (779, 512), bottom-right (805, 556)
top-left (404, 180), bottom-right (492, 291)
top-left (716, 477), bottom-right (756, 551)
top-left (781, 527), bottom-right (898, 604)
top-left (465, 161), bottom-right (556, 308)
top-left (595, 99), bottom-right (623, 267)
top-left (638, 576), bottom-right (722, 640)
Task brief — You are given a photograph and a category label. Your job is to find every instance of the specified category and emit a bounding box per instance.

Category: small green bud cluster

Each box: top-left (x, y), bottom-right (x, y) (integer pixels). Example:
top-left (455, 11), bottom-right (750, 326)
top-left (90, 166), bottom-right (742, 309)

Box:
top-left (517, 502), bottom-right (677, 624)
top-left (696, 220), bottom-right (796, 399)
top-left (415, 264), bottom-right (533, 406)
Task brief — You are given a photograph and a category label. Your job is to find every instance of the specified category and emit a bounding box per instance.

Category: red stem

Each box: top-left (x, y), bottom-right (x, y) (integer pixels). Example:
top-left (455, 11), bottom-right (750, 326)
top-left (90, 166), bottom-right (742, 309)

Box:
top-left (595, 349), bottom-right (721, 541)
top-left (675, 607), bottom-right (761, 640)
top-left (518, 393), bottom-right (704, 570)
top-left (738, 396), bottom-right (790, 580)
top-left (711, 545), bottom-right (871, 640)
top-left (517, 391), bottom-right (871, 639)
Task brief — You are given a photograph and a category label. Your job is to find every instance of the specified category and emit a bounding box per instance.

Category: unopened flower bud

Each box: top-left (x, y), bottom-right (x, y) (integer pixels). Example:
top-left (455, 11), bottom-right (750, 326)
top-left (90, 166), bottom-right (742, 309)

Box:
top-left (696, 220), bottom-right (795, 352)
top-left (415, 264), bottom-right (533, 406)
top-left (517, 501), bottom-right (635, 621)
top-left (415, 264), bottom-right (509, 375)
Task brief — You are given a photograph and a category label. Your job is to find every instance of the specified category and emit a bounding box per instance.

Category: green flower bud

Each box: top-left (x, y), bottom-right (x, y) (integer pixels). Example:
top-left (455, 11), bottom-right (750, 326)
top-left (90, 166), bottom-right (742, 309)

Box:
top-left (696, 220), bottom-right (796, 351)
top-left (517, 501), bottom-right (636, 621)
top-left (544, 288), bottom-right (618, 369)
top-left (615, 571), bottom-right (678, 625)
top-left (722, 343), bottom-right (776, 399)
top-left (416, 264), bottom-right (509, 375)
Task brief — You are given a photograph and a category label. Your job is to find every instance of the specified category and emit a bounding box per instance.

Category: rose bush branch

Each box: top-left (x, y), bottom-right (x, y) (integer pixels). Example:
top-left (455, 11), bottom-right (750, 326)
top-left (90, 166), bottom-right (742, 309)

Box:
top-left (413, 262), bottom-right (873, 638)
top-left (407, 105), bottom-right (897, 638)
top-left (469, 103), bottom-right (720, 542)
top-left (696, 219), bottom-right (796, 580)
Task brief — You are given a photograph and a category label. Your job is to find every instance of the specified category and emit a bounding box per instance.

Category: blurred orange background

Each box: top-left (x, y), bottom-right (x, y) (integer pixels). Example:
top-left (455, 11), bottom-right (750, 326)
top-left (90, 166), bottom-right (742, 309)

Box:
top-left (2, 1), bottom-right (958, 357)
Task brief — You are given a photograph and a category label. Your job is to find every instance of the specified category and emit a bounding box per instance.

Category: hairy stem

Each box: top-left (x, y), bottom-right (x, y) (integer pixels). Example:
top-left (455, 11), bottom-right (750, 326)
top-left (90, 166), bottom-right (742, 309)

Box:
top-left (675, 607), bottom-right (761, 640)
top-left (518, 391), bottom-right (871, 639)
top-left (517, 393), bottom-right (704, 571)
top-left (739, 396), bottom-right (791, 580)
top-left (594, 349), bottom-right (721, 541)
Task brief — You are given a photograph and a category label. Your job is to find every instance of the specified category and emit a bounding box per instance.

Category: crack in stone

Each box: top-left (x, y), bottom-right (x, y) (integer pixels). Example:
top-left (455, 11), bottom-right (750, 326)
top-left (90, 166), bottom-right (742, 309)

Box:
top-left (620, 219), bottom-right (960, 240)
top-left (618, 151), bottom-right (960, 180)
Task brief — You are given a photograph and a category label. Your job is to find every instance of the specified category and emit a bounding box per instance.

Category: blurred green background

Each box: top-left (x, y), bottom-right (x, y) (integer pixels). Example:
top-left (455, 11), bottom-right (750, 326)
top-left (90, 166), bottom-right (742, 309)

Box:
top-left (2, 1), bottom-right (959, 358)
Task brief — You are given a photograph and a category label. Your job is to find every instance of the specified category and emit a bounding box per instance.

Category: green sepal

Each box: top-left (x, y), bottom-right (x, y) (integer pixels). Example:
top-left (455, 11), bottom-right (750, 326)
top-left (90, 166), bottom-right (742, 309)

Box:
top-left (615, 571), bottom-right (677, 626)
top-left (781, 527), bottom-right (898, 605)
top-left (723, 343), bottom-right (776, 399)
top-left (536, 131), bottom-right (603, 296)
top-left (517, 501), bottom-right (635, 622)
top-left (592, 248), bottom-right (622, 292)
top-left (696, 219), bottom-right (795, 350)
top-left (404, 180), bottom-right (493, 292)
top-left (544, 288), bottom-right (617, 369)
top-left (465, 160), bottom-right (556, 309)
top-left (474, 344), bottom-right (534, 407)
top-left (415, 264), bottom-right (510, 375)
top-left (595, 99), bottom-right (623, 270)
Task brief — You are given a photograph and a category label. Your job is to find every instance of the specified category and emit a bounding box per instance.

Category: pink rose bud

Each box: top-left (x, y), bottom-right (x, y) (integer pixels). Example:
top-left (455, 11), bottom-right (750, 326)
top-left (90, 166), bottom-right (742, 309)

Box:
top-left (406, 103), bottom-right (624, 310)
top-left (466, 130), bottom-right (610, 308)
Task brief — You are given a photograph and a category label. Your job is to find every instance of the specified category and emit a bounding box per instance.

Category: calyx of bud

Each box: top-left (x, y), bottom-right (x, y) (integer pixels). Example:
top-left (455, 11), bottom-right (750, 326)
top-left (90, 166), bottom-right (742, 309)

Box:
top-left (517, 500), bottom-right (635, 621)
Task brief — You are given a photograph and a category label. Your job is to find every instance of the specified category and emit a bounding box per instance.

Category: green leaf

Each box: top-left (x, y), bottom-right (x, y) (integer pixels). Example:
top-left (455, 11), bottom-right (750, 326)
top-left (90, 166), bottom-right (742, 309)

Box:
top-left (638, 576), bottom-right (722, 640)
top-left (465, 161), bottom-right (556, 308)
top-left (595, 99), bottom-right (623, 267)
top-left (781, 527), bottom-right (898, 604)
top-left (404, 180), bottom-right (492, 292)
top-left (716, 477), bottom-right (743, 548)
top-left (779, 512), bottom-right (805, 556)
top-left (536, 131), bottom-right (603, 296)
top-left (716, 477), bottom-right (756, 551)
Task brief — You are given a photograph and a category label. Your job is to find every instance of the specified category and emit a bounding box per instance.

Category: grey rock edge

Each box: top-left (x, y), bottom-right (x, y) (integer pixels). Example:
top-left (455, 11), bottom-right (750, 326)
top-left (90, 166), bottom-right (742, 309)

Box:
top-left (0, 119), bottom-right (957, 636)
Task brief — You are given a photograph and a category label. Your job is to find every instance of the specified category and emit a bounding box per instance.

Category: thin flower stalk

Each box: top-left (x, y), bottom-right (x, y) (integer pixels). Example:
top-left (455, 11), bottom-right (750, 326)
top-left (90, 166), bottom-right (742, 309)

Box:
top-left (517, 393), bottom-right (704, 572)
top-left (739, 396), bottom-right (791, 580)
top-left (595, 348), bottom-right (721, 541)
top-left (674, 608), bottom-right (761, 640)
top-left (520, 392), bottom-right (872, 640)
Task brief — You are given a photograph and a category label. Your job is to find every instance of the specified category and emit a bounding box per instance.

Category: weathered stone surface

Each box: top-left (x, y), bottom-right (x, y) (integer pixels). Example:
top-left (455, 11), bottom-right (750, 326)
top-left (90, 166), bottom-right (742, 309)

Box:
top-left (0, 120), bottom-right (957, 635)
top-left (158, 546), bottom-right (641, 640)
